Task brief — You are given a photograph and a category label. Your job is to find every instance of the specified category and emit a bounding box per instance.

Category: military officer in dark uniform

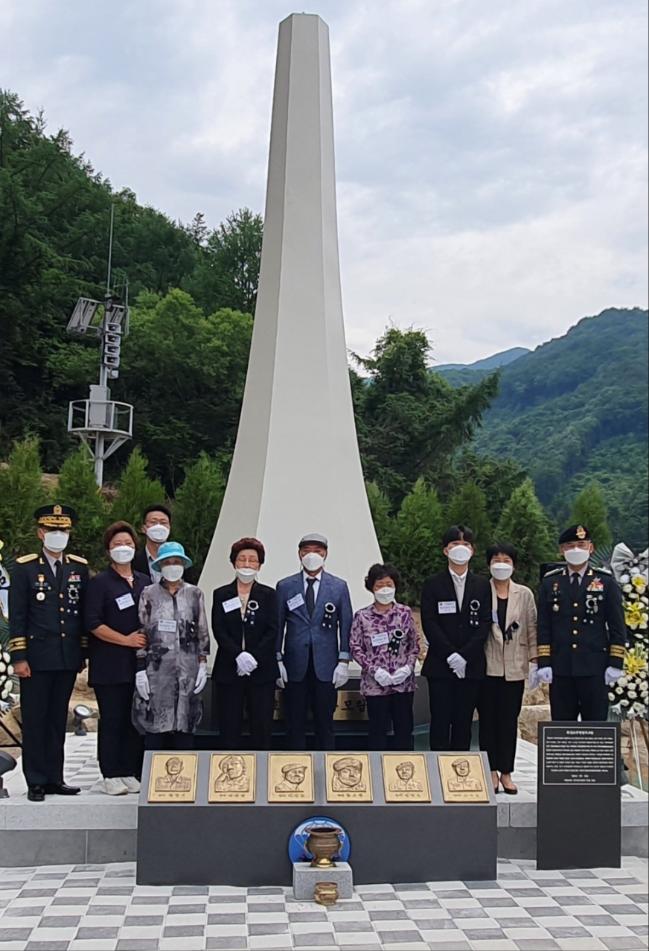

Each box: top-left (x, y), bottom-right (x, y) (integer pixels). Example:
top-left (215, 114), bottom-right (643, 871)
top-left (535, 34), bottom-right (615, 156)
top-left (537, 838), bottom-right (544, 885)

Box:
top-left (536, 524), bottom-right (626, 721)
top-left (8, 505), bottom-right (89, 801)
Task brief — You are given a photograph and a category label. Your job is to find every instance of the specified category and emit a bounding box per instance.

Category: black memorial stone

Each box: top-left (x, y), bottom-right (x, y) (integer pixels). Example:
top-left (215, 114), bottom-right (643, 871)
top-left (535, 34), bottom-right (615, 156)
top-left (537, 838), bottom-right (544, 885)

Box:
top-left (537, 721), bottom-right (621, 870)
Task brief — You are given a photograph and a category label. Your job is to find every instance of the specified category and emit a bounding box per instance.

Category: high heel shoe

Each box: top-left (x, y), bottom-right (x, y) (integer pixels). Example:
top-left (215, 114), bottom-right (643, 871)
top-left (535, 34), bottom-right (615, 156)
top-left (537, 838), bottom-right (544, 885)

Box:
top-left (499, 777), bottom-right (518, 795)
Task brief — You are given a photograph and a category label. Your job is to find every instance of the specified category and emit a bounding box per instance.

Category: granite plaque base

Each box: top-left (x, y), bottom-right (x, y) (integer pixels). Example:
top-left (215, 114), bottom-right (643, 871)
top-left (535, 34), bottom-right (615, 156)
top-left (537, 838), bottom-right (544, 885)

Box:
top-left (293, 861), bottom-right (353, 899)
top-left (136, 751), bottom-right (497, 885)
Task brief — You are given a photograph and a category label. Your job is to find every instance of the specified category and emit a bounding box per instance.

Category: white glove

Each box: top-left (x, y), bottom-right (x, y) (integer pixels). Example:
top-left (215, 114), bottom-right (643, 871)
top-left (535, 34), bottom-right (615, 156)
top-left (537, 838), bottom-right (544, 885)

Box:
top-left (447, 652), bottom-right (467, 678)
top-left (528, 662), bottom-right (538, 690)
top-left (193, 661), bottom-right (208, 694)
top-left (537, 666), bottom-right (553, 685)
top-left (605, 666), bottom-right (623, 686)
top-left (374, 667), bottom-right (393, 688)
top-left (135, 670), bottom-right (150, 701)
top-left (390, 664), bottom-right (412, 686)
top-left (276, 660), bottom-right (288, 689)
top-left (332, 661), bottom-right (350, 689)
top-left (236, 651), bottom-right (258, 677)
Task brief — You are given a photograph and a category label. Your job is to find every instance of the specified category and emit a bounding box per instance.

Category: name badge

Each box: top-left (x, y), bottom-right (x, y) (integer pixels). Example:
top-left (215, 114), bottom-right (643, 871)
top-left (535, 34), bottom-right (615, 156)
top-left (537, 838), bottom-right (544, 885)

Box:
top-left (438, 601), bottom-right (457, 614)
top-left (115, 592), bottom-right (135, 611)
top-left (287, 593), bottom-right (305, 611)
top-left (158, 619), bottom-right (177, 633)
top-left (223, 596), bottom-right (242, 614)
top-left (371, 631), bottom-right (390, 647)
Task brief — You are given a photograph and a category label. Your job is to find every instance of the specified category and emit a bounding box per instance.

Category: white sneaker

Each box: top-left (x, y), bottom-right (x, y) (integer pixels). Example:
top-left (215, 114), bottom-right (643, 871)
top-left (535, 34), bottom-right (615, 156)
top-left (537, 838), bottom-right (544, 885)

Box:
top-left (102, 777), bottom-right (128, 796)
top-left (120, 776), bottom-right (141, 794)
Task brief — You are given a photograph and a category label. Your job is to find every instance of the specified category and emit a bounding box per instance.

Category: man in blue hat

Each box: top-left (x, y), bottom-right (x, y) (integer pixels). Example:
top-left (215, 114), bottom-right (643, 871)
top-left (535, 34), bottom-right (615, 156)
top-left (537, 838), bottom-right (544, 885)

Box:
top-left (536, 524), bottom-right (627, 721)
top-left (8, 505), bottom-right (89, 800)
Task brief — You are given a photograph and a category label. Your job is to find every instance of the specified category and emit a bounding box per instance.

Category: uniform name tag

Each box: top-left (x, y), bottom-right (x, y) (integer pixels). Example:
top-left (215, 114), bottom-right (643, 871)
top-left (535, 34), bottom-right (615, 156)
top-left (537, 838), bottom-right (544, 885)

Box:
top-left (115, 592), bottom-right (135, 610)
top-left (371, 631), bottom-right (390, 647)
top-left (287, 593), bottom-right (305, 611)
top-left (438, 601), bottom-right (457, 614)
top-left (158, 619), bottom-right (177, 633)
top-left (223, 596), bottom-right (242, 613)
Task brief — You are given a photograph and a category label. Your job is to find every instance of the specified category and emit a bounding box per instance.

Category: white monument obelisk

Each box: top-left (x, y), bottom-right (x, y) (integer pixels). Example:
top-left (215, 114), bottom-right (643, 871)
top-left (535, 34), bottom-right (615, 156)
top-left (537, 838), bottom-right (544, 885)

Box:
top-left (200, 13), bottom-right (381, 608)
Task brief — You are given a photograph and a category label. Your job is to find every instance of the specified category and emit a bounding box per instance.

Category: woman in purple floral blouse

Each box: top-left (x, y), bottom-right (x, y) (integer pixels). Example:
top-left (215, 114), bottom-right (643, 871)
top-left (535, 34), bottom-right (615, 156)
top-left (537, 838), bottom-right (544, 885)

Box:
top-left (350, 564), bottom-right (420, 750)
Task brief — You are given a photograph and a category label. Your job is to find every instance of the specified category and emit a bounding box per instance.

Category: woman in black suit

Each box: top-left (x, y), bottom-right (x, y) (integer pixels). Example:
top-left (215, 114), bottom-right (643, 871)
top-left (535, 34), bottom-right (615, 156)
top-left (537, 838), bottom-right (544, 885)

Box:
top-left (211, 538), bottom-right (278, 749)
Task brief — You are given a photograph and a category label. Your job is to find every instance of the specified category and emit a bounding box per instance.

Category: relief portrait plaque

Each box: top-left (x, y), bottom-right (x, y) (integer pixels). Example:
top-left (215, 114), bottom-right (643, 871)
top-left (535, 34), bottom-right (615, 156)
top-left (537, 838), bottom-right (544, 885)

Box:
top-left (438, 753), bottom-right (489, 803)
top-left (325, 753), bottom-right (373, 802)
top-left (147, 753), bottom-right (198, 803)
top-left (382, 753), bottom-right (431, 803)
top-left (268, 754), bottom-right (314, 802)
top-left (209, 753), bottom-right (256, 803)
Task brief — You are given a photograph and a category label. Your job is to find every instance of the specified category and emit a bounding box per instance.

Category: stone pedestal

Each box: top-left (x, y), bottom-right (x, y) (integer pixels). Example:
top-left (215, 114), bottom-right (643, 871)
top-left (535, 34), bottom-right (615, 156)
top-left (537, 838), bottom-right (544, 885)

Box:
top-left (293, 861), bottom-right (353, 900)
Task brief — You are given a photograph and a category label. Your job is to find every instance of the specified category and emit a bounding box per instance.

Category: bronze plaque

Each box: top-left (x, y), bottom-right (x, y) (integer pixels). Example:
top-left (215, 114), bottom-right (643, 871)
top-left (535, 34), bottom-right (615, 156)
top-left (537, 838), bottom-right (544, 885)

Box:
top-left (268, 754), bottom-right (314, 802)
top-left (333, 689), bottom-right (368, 721)
top-left (209, 753), bottom-right (256, 803)
top-left (382, 754), bottom-right (431, 803)
top-left (325, 753), bottom-right (373, 802)
top-left (147, 753), bottom-right (198, 803)
top-left (438, 753), bottom-right (489, 803)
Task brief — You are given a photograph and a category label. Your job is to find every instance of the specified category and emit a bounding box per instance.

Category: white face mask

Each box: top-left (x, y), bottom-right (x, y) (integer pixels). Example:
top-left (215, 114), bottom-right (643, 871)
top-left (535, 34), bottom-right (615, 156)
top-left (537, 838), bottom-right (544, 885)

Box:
top-left (374, 586), bottom-right (396, 605)
top-left (110, 545), bottom-right (135, 565)
top-left (235, 567), bottom-right (258, 583)
top-left (146, 524), bottom-right (170, 543)
top-left (490, 562), bottom-right (513, 581)
top-left (301, 552), bottom-right (325, 572)
top-left (448, 544), bottom-right (472, 566)
top-left (563, 547), bottom-right (590, 566)
top-left (161, 564), bottom-right (184, 582)
top-left (44, 531), bottom-right (69, 552)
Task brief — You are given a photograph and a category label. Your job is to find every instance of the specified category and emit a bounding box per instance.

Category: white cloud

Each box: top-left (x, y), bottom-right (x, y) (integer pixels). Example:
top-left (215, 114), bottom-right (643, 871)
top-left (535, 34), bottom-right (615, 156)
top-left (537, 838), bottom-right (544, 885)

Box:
top-left (2, 0), bottom-right (647, 362)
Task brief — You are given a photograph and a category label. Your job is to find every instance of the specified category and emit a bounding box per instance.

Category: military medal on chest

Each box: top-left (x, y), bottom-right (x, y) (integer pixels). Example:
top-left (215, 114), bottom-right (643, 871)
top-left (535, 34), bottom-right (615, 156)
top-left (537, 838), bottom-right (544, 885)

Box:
top-left (67, 573), bottom-right (81, 615)
top-left (552, 579), bottom-right (560, 612)
top-left (35, 573), bottom-right (49, 602)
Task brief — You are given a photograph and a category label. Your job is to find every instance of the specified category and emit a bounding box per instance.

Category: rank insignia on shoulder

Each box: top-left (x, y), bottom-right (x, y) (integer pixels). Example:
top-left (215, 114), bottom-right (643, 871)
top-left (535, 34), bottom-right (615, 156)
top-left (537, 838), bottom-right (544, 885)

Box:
top-left (67, 554), bottom-right (88, 565)
top-left (16, 553), bottom-right (38, 563)
top-left (544, 567), bottom-right (563, 577)
top-left (594, 566), bottom-right (612, 575)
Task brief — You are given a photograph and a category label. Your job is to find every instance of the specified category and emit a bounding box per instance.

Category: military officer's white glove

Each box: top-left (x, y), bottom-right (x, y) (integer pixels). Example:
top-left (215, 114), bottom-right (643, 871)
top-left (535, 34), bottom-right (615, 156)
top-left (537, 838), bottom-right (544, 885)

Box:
top-left (605, 666), bottom-right (623, 686)
top-left (332, 662), bottom-right (350, 689)
top-left (135, 670), bottom-right (150, 701)
top-left (528, 662), bottom-right (539, 690)
top-left (374, 667), bottom-right (393, 688)
top-left (193, 661), bottom-right (208, 694)
top-left (447, 652), bottom-right (467, 678)
top-left (276, 660), bottom-right (288, 689)
top-left (537, 666), bottom-right (553, 685)
top-left (236, 651), bottom-right (258, 677)
top-left (391, 664), bottom-right (412, 686)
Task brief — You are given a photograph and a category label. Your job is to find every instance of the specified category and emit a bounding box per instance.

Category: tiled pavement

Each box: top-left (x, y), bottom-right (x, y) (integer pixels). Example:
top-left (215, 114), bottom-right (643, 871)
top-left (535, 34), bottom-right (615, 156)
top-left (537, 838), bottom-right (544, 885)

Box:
top-left (0, 858), bottom-right (646, 951)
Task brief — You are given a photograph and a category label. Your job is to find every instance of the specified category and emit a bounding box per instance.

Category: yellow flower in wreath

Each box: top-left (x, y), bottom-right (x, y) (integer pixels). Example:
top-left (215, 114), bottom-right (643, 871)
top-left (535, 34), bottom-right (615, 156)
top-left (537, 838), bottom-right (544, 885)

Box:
top-left (625, 601), bottom-right (648, 630)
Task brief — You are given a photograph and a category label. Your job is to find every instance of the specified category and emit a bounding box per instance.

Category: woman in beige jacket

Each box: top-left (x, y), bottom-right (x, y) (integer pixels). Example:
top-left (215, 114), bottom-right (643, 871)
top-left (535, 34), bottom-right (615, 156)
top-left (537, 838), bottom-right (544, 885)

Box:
top-left (478, 542), bottom-right (538, 794)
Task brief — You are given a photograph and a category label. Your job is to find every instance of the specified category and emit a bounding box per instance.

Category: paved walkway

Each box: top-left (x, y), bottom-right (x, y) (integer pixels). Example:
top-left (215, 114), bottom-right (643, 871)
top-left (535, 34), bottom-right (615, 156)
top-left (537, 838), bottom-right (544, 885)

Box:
top-left (0, 857), bottom-right (646, 951)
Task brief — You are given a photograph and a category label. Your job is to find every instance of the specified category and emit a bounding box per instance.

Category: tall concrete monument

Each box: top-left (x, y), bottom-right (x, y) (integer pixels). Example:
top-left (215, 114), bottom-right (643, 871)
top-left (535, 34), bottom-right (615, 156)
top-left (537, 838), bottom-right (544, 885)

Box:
top-left (200, 13), bottom-right (381, 607)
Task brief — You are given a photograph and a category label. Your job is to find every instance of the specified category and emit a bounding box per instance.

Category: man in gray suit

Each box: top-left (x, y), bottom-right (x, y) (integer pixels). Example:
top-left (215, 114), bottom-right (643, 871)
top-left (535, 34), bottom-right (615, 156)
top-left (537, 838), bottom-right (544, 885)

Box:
top-left (276, 533), bottom-right (353, 750)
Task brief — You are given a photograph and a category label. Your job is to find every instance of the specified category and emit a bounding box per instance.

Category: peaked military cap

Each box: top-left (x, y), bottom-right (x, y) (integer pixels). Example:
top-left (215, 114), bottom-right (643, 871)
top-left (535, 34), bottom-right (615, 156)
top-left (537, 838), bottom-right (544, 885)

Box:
top-left (34, 504), bottom-right (77, 529)
top-left (558, 524), bottom-right (591, 544)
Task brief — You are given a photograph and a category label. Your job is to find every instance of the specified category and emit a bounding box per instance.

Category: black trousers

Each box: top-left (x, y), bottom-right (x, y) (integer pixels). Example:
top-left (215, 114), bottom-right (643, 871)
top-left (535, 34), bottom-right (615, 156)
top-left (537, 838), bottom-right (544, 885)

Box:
top-left (216, 680), bottom-right (276, 750)
top-left (93, 683), bottom-right (144, 779)
top-left (427, 677), bottom-right (480, 751)
top-left (550, 675), bottom-right (608, 721)
top-left (19, 669), bottom-right (77, 787)
top-left (365, 692), bottom-right (414, 751)
top-left (144, 732), bottom-right (195, 750)
top-left (478, 676), bottom-right (525, 773)
top-left (285, 655), bottom-right (336, 750)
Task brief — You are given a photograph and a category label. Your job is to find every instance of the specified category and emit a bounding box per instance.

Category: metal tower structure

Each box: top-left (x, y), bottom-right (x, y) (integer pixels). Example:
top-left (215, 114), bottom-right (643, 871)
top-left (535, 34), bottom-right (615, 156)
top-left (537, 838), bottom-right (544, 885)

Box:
top-left (66, 206), bottom-right (133, 486)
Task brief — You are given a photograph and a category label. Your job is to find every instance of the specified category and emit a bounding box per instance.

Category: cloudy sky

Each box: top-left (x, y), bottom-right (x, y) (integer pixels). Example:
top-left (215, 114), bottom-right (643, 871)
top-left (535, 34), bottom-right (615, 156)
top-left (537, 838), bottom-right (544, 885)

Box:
top-left (2, 0), bottom-right (647, 363)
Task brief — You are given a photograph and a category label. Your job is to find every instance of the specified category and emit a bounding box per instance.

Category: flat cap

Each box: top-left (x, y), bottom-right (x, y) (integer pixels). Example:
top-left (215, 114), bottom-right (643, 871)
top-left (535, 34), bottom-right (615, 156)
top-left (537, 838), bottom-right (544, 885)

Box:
top-left (559, 524), bottom-right (591, 544)
top-left (332, 756), bottom-right (362, 771)
top-left (298, 532), bottom-right (328, 549)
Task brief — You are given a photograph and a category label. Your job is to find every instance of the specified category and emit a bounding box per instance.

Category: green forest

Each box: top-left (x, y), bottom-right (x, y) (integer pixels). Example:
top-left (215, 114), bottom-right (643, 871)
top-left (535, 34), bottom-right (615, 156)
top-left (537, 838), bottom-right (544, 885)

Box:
top-left (1, 91), bottom-right (647, 597)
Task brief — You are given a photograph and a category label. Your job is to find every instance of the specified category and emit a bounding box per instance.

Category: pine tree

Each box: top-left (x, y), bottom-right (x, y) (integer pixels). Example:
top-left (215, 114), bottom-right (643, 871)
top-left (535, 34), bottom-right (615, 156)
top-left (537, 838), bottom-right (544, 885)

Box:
top-left (570, 483), bottom-right (612, 549)
top-left (445, 482), bottom-right (492, 562)
top-left (391, 478), bottom-right (445, 604)
top-left (0, 436), bottom-right (50, 556)
top-left (495, 479), bottom-right (556, 589)
top-left (173, 454), bottom-right (225, 576)
top-left (110, 448), bottom-right (166, 529)
top-left (58, 447), bottom-right (108, 569)
top-left (365, 481), bottom-right (394, 561)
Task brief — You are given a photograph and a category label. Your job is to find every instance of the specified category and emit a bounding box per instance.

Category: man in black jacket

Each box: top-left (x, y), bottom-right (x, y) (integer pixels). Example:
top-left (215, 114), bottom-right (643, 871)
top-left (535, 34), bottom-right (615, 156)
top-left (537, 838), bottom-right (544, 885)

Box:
top-left (421, 525), bottom-right (491, 751)
top-left (132, 504), bottom-right (172, 582)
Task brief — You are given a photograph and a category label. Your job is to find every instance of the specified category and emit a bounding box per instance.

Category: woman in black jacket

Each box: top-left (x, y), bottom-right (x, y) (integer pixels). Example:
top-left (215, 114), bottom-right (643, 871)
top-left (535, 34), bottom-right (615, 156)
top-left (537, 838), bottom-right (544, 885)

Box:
top-left (211, 538), bottom-right (278, 749)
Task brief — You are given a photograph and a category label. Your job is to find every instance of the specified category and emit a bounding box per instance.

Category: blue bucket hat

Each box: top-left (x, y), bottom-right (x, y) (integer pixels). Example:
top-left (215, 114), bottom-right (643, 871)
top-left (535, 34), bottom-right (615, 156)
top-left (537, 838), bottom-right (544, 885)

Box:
top-left (150, 541), bottom-right (193, 573)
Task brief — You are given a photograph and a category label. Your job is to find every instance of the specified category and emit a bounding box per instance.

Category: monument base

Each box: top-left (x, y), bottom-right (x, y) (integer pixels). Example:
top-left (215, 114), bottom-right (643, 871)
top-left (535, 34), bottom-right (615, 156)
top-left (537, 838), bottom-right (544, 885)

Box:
top-left (293, 861), bottom-right (353, 900)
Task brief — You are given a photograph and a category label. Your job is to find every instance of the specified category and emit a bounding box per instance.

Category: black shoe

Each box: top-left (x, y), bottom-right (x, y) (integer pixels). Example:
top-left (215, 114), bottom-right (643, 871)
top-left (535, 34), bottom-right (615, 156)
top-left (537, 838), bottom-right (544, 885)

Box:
top-left (43, 782), bottom-right (81, 795)
top-left (27, 785), bottom-right (46, 802)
